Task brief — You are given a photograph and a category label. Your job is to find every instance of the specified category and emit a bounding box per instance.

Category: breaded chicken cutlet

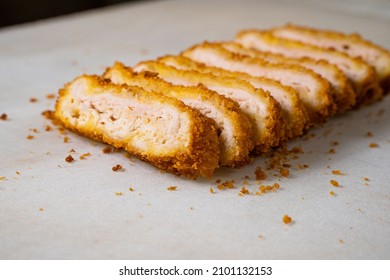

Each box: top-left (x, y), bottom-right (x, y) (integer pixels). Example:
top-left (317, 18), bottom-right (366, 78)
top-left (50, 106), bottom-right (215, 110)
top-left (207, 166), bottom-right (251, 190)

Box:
top-left (134, 61), bottom-right (284, 154)
top-left (182, 42), bottom-right (335, 124)
top-left (103, 62), bottom-right (254, 167)
top-left (54, 75), bottom-right (219, 178)
top-left (269, 24), bottom-right (390, 94)
top-left (235, 30), bottom-right (382, 105)
top-left (158, 55), bottom-right (309, 139)
top-left (222, 42), bottom-right (356, 113)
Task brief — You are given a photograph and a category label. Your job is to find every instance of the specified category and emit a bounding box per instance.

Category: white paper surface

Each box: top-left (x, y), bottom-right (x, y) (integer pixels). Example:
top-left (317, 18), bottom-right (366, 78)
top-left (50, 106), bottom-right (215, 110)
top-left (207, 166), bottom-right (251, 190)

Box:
top-left (0, 0), bottom-right (389, 259)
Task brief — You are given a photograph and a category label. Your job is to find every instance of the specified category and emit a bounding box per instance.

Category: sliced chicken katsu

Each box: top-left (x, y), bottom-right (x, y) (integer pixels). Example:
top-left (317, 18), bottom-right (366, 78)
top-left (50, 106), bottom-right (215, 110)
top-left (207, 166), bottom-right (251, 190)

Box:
top-left (269, 24), bottom-right (390, 94)
top-left (222, 42), bottom-right (356, 113)
top-left (103, 62), bottom-right (253, 167)
top-left (235, 30), bottom-right (381, 105)
top-left (159, 55), bottom-right (308, 139)
top-left (182, 42), bottom-right (334, 124)
top-left (134, 61), bottom-right (284, 154)
top-left (55, 75), bottom-right (219, 178)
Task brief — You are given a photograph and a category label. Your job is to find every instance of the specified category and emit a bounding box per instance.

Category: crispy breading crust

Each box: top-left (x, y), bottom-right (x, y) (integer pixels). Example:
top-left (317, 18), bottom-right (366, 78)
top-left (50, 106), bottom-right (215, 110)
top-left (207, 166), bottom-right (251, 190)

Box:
top-left (182, 42), bottom-right (334, 124)
top-left (235, 30), bottom-right (381, 106)
top-left (272, 24), bottom-right (390, 94)
top-left (158, 55), bottom-right (309, 139)
top-left (134, 60), bottom-right (284, 154)
top-left (54, 75), bottom-right (219, 179)
top-left (103, 62), bottom-right (254, 167)
top-left (221, 42), bottom-right (356, 113)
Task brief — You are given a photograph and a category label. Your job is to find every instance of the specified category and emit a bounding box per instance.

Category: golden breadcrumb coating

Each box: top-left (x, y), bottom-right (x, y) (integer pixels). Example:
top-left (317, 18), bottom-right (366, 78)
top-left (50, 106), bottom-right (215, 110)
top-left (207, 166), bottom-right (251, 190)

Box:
top-left (54, 75), bottom-right (220, 178)
top-left (158, 54), bottom-right (309, 139)
top-left (271, 24), bottom-right (390, 94)
top-left (222, 41), bottom-right (356, 113)
top-left (182, 42), bottom-right (334, 124)
top-left (235, 30), bottom-right (382, 105)
top-left (103, 62), bottom-right (253, 167)
top-left (134, 61), bottom-right (284, 154)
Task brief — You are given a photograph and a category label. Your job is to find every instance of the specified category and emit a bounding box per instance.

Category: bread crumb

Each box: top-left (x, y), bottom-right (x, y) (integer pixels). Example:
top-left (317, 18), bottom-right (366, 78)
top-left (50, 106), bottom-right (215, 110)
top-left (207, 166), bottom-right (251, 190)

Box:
top-left (45, 125), bottom-right (52, 131)
top-left (328, 148), bottom-right (336, 154)
top-left (29, 97), bottom-right (38, 103)
top-left (46, 94), bottom-right (55, 99)
top-left (209, 187), bottom-right (215, 194)
top-left (363, 177), bottom-right (370, 181)
top-left (255, 166), bottom-right (267, 180)
top-left (167, 186), bottom-right (177, 191)
top-left (0, 113), bottom-right (7, 121)
top-left (129, 187), bottom-right (134, 192)
top-left (16, 171), bottom-right (20, 175)
top-left (369, 142), bottom-right (379, 148)
top-left (41, 110), bottom-right (54, 120)
top-left (240, 186), bottom-right (250, 195)
top-left (258, 235), bottom-right (265, 240)
top-left (65, 155), bottom-right (74, 163)
top-left (329, 191), bottom-right (335, 196)
top-left (102, 146), bottom-right (113, 153)
top-left (339, 239), bottom-right (344, 244)
top-left (63, 136), bottom-right (69, 143)
top-left (330, 179), bottom-right (339, 187)
top-left (112, 164), bottom-right (122, 171)
top-left (280, 168), bottom-right (290, 177)
top-left (215, 179), bottom-right (221, 184)
top-left (26, 135), bottom-right (34, 140)
top-left (0, 176), bottom-right (6, 181)
top-left (217, 180), bottom-right (235, 190)
top-left (366, 131), bottom-right (373, 137)
top-left (39, 208), bottom-right (44, 211)
top-left (115, 192), bottom-right (123, 196)
top-left (332, 170), bottom-right (345, 175)
top-left (331, 141), bottom-right (339, 146)
top-left (282, 214), bottom-right (292, 224)
top-left (79, 153), bottom-right (91, 160)
top-left (244, 175), bottom-right (250, 179)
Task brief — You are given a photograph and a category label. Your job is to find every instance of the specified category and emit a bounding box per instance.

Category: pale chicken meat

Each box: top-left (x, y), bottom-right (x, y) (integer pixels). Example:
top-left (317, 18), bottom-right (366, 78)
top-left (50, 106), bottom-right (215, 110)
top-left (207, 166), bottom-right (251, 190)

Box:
top-left (269, 24), bottom-right (390, 94)
top-left (54, 75), bottom-right (220, 178)
top-left (235, 30), bottom-right (382, 105)
top-left (134, 61), bottom-right (284, 154)
top-left (222, 42), bottom-right (356, 113)
top-left (182, 42), bottom-right (334, 124)
top-left (158, 55), bottom-right (309, 139)
top-left (103, 62), bottom-right (254, 167)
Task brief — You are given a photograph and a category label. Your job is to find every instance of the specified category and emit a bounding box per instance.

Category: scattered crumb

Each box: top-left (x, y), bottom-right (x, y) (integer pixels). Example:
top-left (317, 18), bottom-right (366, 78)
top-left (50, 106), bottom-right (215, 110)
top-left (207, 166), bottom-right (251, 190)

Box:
top-left (240, 186), bottom-right (250, 195)
top-left (68, 148), bottom-right (76, 153)
top-left (330, 179), bottom-right (339, 187)
top-left (363, 177), bottom-right (370, 181)
top-left (30, 128), bottom-right (39, 133)
top-left (332, 170), bottom-right (345, 175)
top-left (328, 148), bottom-right (336, 154)
top-left (329, 191), bottom-right (336, 196)
top-left (115, 192), bottom-right (123, 196)
top-left (217, 180), bottom-right (235, 190)
top-left (244, 175), bottom-right (250, 179)
top-left (46, 94), bottom-right (55, 99)
top-left (102, 146), bottom-right (113, 154)
top-left (112, 164), bottom-right (122, 171)
top-left (190, 206), bottom-right (194, 210)
top-left (65, 155), bottom-right (74, 163)
top-left (0, 113), bottom-right (7, 121)
top-left (29, 97), bottom-right (38, 103)
top-left (282, 163), bottom-right (291, 168)
top-left (16, 171), bottom-right (20, 175)
top-left (255, 166), bottom-right (267, 180)
top-left (215, 178), bottom-right (221, 184)
top-left (63, 136), bottom-right (70, 143)
top-left (280, 168), bottom-right (290, 177)
top-left (41, 110), bottom-right (54, 120)
top-left (0, 176), bottom-right (5, 181)
top-left (167, 186), bottom-right (177, 191)
top-left (38, 208), bottom-right (44, 211)
top-left (79, 153), bottom-right (91, 160)
top-left (129, 187), bottom-right (134, 192)
top-left (366, 131), bottom-right (373, 137)
top-left (209, 187), bottom-right (215, 194)
top-left (331, 141), bottom-right (339, 146)
top-left (45, 125), bottom-right (52, 131)
top-left (339, 239), bottom-right (344, 244)
top-left (256, 183), bottom-right (280, 195)
top-left (26, 135), bottom-right (34, 140)
top-left (282, 215), bottom-right (292, 224)
top-left (258, 235), bottom-right (265, 240)
top-left (369, 142), bottom-right (379, 148)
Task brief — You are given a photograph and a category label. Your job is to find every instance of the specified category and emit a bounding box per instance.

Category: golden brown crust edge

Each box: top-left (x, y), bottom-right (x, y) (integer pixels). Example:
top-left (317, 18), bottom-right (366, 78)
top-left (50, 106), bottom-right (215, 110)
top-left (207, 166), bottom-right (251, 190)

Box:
top-left (54, 75), bottom-right (220, 179)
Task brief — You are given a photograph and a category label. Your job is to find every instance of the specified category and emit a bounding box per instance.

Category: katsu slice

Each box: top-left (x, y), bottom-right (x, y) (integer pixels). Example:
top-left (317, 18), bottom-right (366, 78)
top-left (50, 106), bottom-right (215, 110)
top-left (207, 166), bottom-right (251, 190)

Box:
top-left (182, 42), bottom-right (334, 124)
top-left (270, 24), bottom-right (390, 94)
top-left (55, 75), bottom-right (219, 178)
top-left (159, 55), bottom-right (308, 139)
top-left (235, 30), bottom-right (381, 104)
top-left (222, 42), bottom-right (356, 113)
top-left (134, 61), bottom-right (284, 154)
top-left (103, 62), bottom-right (253, 167)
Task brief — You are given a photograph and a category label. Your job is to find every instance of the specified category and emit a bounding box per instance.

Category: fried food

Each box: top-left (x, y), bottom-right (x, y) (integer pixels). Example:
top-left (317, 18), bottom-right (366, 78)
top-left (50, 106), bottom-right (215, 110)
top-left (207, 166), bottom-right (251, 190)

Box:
top-left (222, 42), bottom-right (356, 113)
top-left (235, 30), bottom-right (382, 105)
top-left (103, 62), bottom-right (253, 167)
top-left (182, 42), bottom-right (334, 124)
top-left (134, 61), bottom-right (284, 154)
top-left (159, 55), bottom-right (308, 139)
top-left (270, 24), bottom-right (390, 94)
top-left (54, 75), bottom-right (220, 178)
